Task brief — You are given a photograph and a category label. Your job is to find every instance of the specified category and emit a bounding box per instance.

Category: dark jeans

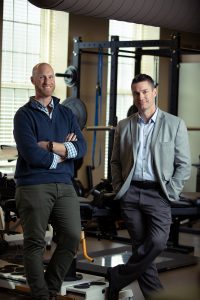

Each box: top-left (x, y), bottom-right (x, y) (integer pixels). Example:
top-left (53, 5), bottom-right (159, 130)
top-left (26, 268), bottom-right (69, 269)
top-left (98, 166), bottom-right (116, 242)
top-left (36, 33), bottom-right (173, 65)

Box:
top-left (15, 183), bottom-right (81, 300)
top-left (119, 185), bottom-right (172, 299)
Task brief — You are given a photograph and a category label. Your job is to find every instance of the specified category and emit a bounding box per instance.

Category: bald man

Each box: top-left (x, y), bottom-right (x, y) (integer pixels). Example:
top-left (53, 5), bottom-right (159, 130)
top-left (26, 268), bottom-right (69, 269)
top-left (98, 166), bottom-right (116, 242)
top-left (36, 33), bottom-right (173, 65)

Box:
top-left (14, 63), bottom-right (87, 300)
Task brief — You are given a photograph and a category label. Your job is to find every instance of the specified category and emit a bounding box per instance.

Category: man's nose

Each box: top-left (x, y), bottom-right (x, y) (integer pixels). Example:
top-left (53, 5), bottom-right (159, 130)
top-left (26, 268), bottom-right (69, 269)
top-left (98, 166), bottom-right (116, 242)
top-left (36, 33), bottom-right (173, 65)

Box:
top-left (44, 77), bottom-right (50, 84)
top-left (138, 92), bottom-right (144, 99)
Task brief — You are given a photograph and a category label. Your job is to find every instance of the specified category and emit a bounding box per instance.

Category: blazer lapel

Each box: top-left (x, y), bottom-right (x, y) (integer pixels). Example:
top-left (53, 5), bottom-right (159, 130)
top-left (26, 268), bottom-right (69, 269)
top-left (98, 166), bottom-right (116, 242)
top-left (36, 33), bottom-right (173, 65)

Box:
top-left (115, 115), bottom-right (138, 199)
top-left (130, 114), bottom-right (139, 160)
top-left (151, 109), bottom-right (164, 151)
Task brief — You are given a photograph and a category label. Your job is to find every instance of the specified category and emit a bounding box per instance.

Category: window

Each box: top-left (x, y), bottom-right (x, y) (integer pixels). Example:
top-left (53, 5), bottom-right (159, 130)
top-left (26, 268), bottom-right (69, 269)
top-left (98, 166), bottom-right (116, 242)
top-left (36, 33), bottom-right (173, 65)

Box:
top-left (1, 0), bottom-right (41, 146)
top-left (0, 0), bottom-right (69, 173)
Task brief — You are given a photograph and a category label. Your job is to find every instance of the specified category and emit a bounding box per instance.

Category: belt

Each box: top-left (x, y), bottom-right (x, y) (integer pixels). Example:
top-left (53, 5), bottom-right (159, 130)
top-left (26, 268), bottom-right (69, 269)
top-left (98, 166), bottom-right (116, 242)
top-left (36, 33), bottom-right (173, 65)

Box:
top-left (130, 180), bottom-right (160, 189)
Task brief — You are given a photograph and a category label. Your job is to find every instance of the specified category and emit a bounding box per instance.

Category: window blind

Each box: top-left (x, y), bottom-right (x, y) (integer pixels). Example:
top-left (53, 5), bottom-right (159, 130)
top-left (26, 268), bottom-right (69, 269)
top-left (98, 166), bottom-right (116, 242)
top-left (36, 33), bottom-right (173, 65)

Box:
top-left (1, 0), bottom-right (41, 146)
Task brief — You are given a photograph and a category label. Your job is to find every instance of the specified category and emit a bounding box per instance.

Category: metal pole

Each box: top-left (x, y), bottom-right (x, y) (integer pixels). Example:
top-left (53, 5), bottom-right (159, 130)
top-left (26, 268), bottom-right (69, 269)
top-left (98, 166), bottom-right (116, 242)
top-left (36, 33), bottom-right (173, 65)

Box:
top-left (72, 36), bottom-right (82, 99)
top-left (107, 36), bottom-right (119, 181)
top-left (135, 47), bottom-right (142, 75)
top-left (169, 33), bottom-right (180, 116)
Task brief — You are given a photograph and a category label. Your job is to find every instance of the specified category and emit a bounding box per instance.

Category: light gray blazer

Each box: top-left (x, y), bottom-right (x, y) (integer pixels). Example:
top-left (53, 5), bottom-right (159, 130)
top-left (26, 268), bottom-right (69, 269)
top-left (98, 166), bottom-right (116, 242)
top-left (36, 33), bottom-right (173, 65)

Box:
top-left (111, 108), bottom-right (191, 202)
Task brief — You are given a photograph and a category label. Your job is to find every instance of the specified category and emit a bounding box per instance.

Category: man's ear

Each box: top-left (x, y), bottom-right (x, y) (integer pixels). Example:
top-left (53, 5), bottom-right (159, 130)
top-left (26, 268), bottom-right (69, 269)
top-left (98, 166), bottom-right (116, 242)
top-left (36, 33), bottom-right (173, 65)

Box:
top-left (30, 76), bottom-right (34, 84)
top-left (153, 87), bottom-right (157, 98)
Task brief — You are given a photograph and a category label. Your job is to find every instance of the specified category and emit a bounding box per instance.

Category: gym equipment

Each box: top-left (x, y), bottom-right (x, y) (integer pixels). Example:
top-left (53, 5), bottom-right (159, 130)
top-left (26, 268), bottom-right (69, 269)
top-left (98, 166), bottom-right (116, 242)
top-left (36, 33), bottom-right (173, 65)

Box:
top-left (55, 35), bottom-right (200, 182)
top-left (90, 48), bottom-right (104, 169)
top-left (0, 172), bottom-right (53, 252)
top-left (0, 203), bottom-right (53, 250)
top-left (168, 195), bottom-right (200, 253)
top-left (0, 253), bottom-right (135, 299)
top-left (56, 65), bottom-right (78, 87)
top-left (69, 34), bottom-right (200, 180)
top-left (0, 145), bottom-right (18, 161)
top-left (66, 284), bottom-right (134, 300)
top-left (0, 195), bottom-right (199, 300)
top-left (78, 181), bottom-right (200, 254)
top-left (76, 246), bottom-right (198, 278)
top-left (85, 125), bottom-right (114, 131)
top-left (1, 171), bottom-right (200, 255)
top-left (192, 158), bottom-right (200, 192)
top-left (0, 173), bottom-right (22, 249)
top-left (0, 262), bottom-right (134, 300)
top-left (0, 171), bottom-right (199, 278)
top-left (80, 230), bottom-right (94, 263)
top-left (0, 261), bottom-right (106, 298)
top-left (170, 192), bottom-right (200, 238)
top-left (62, 97), bottom-right (87, 130)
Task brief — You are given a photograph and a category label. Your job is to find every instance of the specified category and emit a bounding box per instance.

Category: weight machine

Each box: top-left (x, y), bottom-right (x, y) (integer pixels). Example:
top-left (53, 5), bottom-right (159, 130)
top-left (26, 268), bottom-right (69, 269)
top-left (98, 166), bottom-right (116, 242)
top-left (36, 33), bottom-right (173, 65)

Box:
top-left (55, 33), bottom-right (200, 253)
top-left (58, 33), bottom-right (200, 180)
top-left (56, 33), bottom-right (200, 192)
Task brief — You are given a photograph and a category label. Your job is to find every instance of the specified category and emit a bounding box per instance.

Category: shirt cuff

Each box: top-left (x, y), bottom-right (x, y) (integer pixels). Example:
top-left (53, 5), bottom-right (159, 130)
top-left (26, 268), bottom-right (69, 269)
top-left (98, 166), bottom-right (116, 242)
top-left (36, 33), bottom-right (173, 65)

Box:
top-left (64, 142), bottom-right (77, 159)
top-left (49, 153), bottom-right (59, 169)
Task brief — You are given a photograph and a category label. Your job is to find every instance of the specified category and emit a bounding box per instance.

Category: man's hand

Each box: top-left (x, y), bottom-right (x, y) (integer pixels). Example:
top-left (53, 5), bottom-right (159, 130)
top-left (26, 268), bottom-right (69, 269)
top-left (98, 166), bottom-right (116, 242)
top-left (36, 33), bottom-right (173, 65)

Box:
top-left (38, 133), bottom-right (77, 158)
top-left (66, 133), bottom-right (77, 142)
top-left (57, 156), bottom-right (65, 163)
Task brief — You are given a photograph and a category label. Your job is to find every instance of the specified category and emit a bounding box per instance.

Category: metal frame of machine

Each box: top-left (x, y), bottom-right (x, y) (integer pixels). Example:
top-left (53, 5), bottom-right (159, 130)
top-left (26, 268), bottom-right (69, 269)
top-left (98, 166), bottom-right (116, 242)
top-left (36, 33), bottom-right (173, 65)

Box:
top-left (70, 33), bottom-right (200, 180)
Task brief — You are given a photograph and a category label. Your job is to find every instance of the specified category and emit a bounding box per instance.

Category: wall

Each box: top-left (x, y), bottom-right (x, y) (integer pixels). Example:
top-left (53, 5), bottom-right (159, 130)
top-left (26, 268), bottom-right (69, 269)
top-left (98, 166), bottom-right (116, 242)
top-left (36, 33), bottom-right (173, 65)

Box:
top-left (0, 1), bottom-right (3, 102)
top-left (67, 14), bottom-right (109, 190)
top-left (41, 10), bottom-right (69, 101)
top-left (159, 29), bottom-right (200, 192)
top-left (158, 29), bottom-right (200, 112)
top-left (178, 62), bottom-right (200, 192)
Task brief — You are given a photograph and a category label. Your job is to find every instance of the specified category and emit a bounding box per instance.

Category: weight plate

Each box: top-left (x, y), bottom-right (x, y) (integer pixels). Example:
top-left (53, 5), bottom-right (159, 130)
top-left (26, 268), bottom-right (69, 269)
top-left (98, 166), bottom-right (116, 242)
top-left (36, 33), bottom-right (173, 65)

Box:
top-left (62, 97), bottom-right (87, 130)
top-left (64, 66), bottom-right (78, 87)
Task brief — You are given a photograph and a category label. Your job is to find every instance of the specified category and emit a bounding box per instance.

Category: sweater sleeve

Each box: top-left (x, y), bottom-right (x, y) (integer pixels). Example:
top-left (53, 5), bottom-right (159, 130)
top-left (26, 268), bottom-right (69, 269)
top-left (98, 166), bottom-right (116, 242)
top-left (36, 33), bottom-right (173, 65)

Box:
top-left (14, 108), bottom-right (54, 169)
top-left (64, 110), bottom-right (87, 160)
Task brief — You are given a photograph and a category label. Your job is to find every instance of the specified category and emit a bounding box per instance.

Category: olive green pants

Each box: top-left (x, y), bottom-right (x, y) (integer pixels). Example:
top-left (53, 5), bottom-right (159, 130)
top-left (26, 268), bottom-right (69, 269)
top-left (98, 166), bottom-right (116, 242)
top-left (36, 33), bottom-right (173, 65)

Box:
top-left (15, 183), bottom-right (81, 300)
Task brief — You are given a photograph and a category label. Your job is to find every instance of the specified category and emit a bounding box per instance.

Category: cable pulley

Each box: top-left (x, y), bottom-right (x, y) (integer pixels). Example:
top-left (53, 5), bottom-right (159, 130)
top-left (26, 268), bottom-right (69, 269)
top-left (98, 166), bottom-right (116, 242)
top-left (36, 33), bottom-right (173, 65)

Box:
top-left (55, 65), bottom-right (78, 87)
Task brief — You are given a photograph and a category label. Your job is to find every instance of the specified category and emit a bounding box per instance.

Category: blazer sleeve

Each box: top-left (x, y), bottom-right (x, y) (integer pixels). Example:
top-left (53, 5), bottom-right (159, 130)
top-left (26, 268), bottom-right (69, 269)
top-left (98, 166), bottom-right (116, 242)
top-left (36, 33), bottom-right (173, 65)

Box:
top-left (163, 118), bottom-right (191, 201)
top-left (110, 124), bottom-right (123, 193)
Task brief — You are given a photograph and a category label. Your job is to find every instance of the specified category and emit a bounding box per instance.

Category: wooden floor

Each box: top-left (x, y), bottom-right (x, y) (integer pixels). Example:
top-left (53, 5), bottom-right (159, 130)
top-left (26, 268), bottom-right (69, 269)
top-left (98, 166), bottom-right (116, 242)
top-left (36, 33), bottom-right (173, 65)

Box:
top-left (0, 228), bottom-right (200, 299)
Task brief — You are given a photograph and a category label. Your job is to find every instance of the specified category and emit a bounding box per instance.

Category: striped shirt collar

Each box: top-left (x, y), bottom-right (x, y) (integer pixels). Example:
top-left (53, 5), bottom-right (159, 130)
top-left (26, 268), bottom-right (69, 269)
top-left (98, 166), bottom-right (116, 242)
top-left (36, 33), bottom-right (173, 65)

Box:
top-left (30, 96), bottom-right (54, 110)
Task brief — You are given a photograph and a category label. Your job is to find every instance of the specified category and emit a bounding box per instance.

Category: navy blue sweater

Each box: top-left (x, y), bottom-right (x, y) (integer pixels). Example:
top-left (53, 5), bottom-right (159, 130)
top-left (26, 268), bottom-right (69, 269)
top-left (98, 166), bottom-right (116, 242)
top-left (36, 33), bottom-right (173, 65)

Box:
top-left (14, 97), bottom-right (87, 186)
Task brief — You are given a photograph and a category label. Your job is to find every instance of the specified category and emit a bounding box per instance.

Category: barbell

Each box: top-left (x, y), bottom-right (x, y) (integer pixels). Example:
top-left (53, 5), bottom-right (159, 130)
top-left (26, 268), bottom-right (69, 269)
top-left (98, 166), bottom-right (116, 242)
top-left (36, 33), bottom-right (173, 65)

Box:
top-left (55, 65), bottom-right (78, 87)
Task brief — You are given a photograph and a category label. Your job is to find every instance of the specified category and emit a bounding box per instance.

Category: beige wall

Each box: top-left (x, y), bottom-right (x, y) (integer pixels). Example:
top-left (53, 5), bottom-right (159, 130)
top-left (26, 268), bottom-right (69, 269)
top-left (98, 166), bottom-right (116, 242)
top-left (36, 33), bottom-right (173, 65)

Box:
top-left (67, 14), bottom-right (109, 190)
top-left (0, 1), bottom-right (3, 100)
top-left (50, 11), bottom-right (69, 101)
top-left (178, 62), bottom-right (200, 192)
top-left (159, 29), bottom-right (200, 192)
top-left (158, 29), bottom-right (200, 112)
top-left (40, 10), bottom-right (69, 102)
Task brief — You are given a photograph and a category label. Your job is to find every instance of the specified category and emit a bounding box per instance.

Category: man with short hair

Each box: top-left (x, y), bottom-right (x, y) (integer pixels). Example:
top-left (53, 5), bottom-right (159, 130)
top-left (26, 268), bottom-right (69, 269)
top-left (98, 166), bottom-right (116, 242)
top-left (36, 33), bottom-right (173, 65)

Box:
top-left (14, 63), bottom-right (87, 300)
top-left (107, 74), bottom-right (191, 300)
